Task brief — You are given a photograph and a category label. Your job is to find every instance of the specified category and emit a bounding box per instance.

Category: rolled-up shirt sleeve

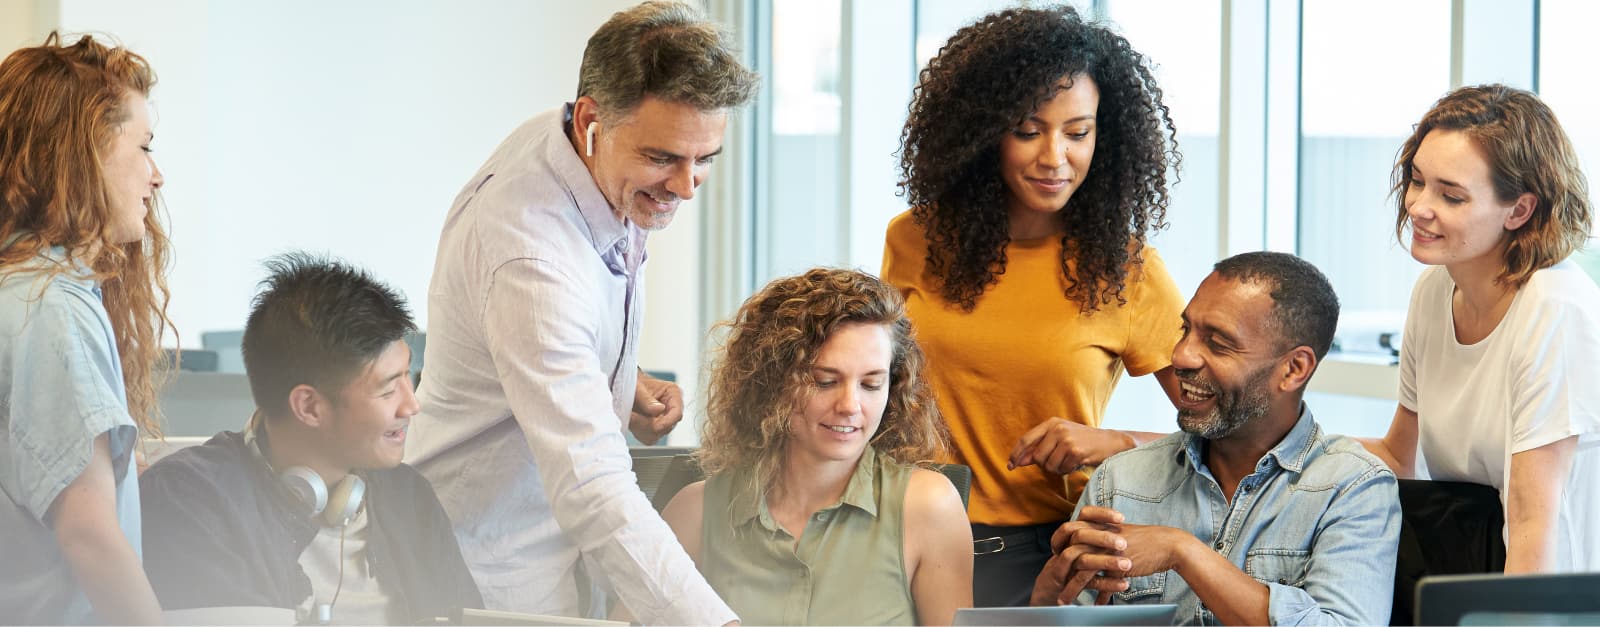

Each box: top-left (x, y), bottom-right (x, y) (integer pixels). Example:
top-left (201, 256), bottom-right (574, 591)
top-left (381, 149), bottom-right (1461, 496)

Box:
top-left (481, 257), bottom-right (735, 626)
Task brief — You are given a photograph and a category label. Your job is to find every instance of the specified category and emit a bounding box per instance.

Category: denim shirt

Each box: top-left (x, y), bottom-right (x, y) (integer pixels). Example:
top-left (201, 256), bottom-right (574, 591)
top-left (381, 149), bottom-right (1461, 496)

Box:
top-left (1074, 406), bottom-right (1400, 626)
top-left (0, 246), bottom-right (140, 625)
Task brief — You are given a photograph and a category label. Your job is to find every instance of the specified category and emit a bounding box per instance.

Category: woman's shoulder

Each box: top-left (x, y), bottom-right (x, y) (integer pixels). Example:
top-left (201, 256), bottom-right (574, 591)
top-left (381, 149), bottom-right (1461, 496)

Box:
top-left (884, 209), bottom-right (926, 249)
top-left (1522, 261), bottom-right (1600, 306)
top-left (903, 467), bottom-right (964, 516)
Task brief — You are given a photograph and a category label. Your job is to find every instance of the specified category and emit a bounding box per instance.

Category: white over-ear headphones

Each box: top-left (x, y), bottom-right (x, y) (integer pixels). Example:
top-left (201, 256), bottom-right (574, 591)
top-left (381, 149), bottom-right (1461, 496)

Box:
top-left (246, 425), bottom-right (365, 528)
top-left (585, 121), bottom-right (598, 158)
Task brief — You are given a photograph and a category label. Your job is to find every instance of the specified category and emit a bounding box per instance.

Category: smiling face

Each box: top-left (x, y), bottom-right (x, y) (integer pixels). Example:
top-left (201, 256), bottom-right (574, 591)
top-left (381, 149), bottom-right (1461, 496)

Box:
top-left (1170, 274), bottom-right (1287, 440)
top-left (785, 322), bottom-right (893, 466)
top-left (998, 74), bottom-right (1099, 238)
top-left (1403, 129), bottom-right (1534, 274)
top-left (583, 95), bottom-right (728, 231)
top-left (102, 91), bottom-right (162, 244)
top-left (322, 340), bottom-right (419, 470)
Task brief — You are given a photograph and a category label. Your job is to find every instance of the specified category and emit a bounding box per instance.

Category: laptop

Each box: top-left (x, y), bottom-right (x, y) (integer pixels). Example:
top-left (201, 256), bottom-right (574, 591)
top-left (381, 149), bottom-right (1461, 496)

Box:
top-left (460, 608), bottom-right (629, 626)
top-left (1415, 572), bottom-right (1600, 626)
top-left (953, 604), bottom-right (1178, 626)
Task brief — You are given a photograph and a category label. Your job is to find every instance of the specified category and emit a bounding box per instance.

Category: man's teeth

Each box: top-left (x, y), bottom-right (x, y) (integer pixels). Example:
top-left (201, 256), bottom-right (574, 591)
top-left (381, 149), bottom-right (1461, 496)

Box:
top-left (1181, 382), bottom-right (1214, 399)
top-left (826, 425), bottom-right (858, 433)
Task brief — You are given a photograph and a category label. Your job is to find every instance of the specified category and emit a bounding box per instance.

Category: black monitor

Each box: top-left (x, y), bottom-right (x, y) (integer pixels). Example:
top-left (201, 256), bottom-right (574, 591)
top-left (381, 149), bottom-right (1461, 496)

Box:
top-left (1416, 572), bottom-right (1600, 625)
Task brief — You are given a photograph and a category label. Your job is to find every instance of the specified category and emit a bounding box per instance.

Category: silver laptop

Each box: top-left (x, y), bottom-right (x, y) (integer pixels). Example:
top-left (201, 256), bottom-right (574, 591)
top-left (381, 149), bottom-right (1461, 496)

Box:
top-left (953, 604), bottom-right (1178, 626)
top-left (460, 608), bottom-right (629, 626)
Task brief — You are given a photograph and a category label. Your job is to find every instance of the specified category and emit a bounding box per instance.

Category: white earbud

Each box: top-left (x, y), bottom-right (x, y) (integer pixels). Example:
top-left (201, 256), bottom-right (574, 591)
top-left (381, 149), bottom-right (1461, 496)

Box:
top-left (585, 121), bottom-right (598, 158)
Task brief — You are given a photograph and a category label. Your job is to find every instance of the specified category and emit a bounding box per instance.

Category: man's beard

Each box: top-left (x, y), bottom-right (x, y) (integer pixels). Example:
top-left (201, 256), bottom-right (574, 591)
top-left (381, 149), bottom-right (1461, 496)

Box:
top-left (1176, 363), bottom-right (1275, 440)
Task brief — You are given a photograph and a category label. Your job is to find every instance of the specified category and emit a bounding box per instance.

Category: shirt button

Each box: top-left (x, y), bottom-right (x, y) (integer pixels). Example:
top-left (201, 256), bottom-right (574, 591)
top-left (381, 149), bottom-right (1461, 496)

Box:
top-left (1213, 541), bottom-right (1224, 551)
top-left (815, 512), bottom-right (831, 522)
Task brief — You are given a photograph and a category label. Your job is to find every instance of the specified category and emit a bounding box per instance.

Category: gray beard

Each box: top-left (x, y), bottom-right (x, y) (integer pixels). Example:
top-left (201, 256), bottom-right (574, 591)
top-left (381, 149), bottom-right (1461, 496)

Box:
top-left (1177, 363), bottom-right (1275, 440)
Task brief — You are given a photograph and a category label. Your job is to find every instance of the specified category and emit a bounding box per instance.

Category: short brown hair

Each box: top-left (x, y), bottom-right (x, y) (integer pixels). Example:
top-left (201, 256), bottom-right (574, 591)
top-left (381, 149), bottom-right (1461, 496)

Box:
top-left (698, 268), bottom-right (947, 492)
top-left (1393, 84), bottom-right (1592, 287)
top-left (576, 1), bottom-right (758, 119)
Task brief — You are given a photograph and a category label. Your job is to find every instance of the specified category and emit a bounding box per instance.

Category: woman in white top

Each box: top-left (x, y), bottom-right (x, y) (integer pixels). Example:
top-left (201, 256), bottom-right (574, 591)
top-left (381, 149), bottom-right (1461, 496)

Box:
top-left (1364, 84), bottom-right (1600, 573)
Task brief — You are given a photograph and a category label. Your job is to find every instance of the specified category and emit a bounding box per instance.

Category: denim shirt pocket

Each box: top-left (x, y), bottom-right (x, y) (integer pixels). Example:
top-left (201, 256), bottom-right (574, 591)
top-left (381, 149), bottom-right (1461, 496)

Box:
top-left (1244, 548), bottom-right (1310, 587)
top-left (1114, 571), bottom-right (1168, 603)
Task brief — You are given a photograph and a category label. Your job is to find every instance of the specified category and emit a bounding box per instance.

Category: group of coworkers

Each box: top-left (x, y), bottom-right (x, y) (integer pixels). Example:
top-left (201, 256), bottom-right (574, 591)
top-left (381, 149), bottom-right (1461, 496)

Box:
top-left (3, 1), bottom-right (1599, 626)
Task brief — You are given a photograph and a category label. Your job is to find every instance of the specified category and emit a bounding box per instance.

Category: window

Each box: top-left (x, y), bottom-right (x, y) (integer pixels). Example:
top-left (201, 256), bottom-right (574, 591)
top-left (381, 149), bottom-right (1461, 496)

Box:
top-left (1297, 0), bottom-right (1449, 324)
top-left (1539, 0), bottom-right (1600, 278)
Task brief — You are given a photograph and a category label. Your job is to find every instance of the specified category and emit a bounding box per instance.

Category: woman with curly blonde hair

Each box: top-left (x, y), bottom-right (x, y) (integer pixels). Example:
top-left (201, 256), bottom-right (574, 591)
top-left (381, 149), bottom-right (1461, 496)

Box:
top-left (662, 268), bottom-right (971, 625)
top-left (882, 4), bottom-right (1185, 605)
top-left (0, 33), bottom-right (172, 624)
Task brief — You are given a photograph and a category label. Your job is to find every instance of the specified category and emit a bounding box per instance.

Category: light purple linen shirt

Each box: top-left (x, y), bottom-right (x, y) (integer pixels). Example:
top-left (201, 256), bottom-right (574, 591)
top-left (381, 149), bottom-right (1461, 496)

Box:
top-left (404, 104), bottom-right (733, 625)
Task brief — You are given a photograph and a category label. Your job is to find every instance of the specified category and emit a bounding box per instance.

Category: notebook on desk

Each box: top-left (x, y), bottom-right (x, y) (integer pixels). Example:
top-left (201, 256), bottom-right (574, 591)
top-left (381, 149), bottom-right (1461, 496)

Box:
top-left (953, 604), bottom-right (1178, 626)
top-left (459, 608), bottom-right (629, 626)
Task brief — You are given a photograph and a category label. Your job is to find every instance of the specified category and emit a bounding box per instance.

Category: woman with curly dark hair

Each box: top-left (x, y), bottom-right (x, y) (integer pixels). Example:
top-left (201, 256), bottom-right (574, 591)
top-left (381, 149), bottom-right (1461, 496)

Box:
top-left (661, 268), bottom-right (972, 625)
top-left (880, 5), bottom-right (1185, 605)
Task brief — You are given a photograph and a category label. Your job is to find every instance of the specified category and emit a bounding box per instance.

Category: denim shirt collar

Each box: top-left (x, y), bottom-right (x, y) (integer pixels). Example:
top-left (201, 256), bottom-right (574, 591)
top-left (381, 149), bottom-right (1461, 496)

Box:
top-left (554, 103), bottom-right (635, 261)
top-left (1180, 403), bottom-right (1319, 475)
top-left (734, 447), bottom-right (883, 532)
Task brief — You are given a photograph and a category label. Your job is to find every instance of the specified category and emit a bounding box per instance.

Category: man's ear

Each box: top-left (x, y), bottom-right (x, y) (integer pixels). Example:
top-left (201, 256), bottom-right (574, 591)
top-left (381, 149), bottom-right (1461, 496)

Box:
top-left (572, 96), bottom-right (601, 136)
top-left (1504, 191), bottom-right (1537, 231)
top-left (286, 384), bottom-right (331, 429)
top-left (1279, 346), bottom-right (1318, 394)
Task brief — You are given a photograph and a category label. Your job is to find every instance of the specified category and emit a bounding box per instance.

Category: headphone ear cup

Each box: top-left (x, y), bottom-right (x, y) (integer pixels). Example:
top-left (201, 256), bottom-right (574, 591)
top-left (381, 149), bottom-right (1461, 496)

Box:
top-left (322, 474), bottom-right (366, 528)
top-left (280, 466), bottom-right (328, 517)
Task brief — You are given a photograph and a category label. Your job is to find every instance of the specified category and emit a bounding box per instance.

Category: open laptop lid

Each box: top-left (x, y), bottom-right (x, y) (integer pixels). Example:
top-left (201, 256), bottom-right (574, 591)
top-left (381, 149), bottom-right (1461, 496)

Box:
top-left (953, 604), bottom-right (1178, 626)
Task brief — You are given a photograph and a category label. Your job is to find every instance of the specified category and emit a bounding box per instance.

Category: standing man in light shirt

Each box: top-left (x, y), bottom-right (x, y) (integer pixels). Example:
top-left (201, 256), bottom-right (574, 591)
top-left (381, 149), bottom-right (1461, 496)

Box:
top-left (402, 2), bottom-right (758, 624)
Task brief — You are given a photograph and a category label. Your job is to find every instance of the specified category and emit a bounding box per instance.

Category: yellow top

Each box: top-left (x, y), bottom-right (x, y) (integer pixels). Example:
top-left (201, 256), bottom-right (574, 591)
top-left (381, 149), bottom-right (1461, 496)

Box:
top-left (881, 210), bottom-right (1183, 526)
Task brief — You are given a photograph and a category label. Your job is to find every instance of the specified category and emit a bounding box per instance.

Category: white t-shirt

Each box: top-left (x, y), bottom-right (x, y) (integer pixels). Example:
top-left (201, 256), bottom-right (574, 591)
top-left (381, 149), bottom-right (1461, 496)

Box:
top-left (298, 505), bottom-right (394, 625)
top-left (1400, 261), bottom-right (1600, 572)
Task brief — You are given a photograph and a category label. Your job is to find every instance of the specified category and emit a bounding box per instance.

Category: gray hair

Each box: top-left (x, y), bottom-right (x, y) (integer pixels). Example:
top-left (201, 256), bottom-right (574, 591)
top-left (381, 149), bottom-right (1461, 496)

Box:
top-left (576, 1), bottom-right (759, 119)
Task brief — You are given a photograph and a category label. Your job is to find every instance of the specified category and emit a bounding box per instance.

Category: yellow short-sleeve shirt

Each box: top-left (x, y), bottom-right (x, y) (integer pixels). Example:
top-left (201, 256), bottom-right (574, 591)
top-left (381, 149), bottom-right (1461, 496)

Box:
top-left (881, 210), bottom-right (1184, 526)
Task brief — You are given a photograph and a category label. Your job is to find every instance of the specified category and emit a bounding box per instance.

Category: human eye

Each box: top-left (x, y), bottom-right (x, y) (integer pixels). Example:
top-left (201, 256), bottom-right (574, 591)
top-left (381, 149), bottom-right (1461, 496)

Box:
top-left (695, 155), bottom-right (715, 166)
top-left (813, 378), bottom-right (838, 389)
top-left (1011, 125), bottom-right (1041, 139)
top-left (649, 156), bottom-right (672, 166)
top-left (862, 379), bottom-right (885, 392)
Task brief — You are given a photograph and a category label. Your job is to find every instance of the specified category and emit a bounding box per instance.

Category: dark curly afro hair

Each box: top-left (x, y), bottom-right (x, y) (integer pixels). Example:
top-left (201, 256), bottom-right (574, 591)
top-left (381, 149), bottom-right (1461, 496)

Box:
top-left (897, 4), bottom-right (1179, 312)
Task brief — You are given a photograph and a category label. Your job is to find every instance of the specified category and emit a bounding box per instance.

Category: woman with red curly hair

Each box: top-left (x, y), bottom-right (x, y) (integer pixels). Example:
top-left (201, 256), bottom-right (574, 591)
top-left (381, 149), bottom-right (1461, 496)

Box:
top-left (882, 5), bottom-right (1185, 605)
top-left (662, 268), bottom-right (972, 625)
top-left (0, 33), bottom-right (172, 624)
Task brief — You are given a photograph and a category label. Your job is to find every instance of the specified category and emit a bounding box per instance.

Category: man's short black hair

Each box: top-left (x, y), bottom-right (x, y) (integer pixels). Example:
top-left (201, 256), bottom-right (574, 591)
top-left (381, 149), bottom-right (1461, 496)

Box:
top-left (1212, 252), bottom-right (1341, 361)
top-left (241, 252), bottom-right (415, 417)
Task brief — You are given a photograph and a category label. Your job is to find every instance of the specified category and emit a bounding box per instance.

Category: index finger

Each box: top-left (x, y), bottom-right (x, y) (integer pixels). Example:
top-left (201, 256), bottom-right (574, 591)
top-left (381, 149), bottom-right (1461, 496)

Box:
top-left (1049, 519), bottom-right (1121, 553)
top-left (1076, 506), bottom-right (1126, 526)
top-left (1010, 420), bottom-right (1057, 469)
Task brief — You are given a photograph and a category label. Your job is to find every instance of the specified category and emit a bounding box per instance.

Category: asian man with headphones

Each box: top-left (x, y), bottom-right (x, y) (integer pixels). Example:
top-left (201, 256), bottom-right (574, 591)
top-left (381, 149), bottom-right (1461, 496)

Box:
top-left (139, 253), bottom-right (482, 625)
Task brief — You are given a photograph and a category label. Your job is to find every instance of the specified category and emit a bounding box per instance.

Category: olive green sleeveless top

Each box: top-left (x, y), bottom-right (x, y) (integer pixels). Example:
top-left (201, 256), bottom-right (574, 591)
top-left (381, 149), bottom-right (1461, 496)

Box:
top-left (700, 447), bottom-right (917, 625)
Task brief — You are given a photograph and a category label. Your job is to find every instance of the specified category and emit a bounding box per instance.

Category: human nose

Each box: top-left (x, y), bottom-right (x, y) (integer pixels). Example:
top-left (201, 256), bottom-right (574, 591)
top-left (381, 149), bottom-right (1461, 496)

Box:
top-left (1039, 133), bottom-right (1068, 170)
top-left (834, 384), bottom-right (861, 416)
top-left (398, 376), bottom-right (421, 418)
top-left (666, 161), bottom-right (696, 201)
top-left (1172, 333), bottom-right (1202, 371)
top-left (149, 157), bottom-right (164, 190)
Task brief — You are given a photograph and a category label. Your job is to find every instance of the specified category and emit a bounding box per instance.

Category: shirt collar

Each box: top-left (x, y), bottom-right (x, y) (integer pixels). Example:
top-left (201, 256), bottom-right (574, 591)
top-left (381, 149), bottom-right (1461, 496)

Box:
top-left (1179, 402), bottom-right (1319, 474)
top-left (732, 447), bottom-right (885, 532)
top-left (552, 103), bottom-right (634, 260)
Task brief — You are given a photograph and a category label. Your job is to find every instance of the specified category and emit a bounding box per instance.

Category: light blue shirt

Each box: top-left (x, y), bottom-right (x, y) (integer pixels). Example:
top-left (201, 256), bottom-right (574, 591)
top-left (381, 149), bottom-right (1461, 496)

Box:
top-left (403, 105), bottom-right (734, 625)
top-left (0, 246), bottom-right (141, 625)
top-left (1075, 405), bottom-right (1400, 625)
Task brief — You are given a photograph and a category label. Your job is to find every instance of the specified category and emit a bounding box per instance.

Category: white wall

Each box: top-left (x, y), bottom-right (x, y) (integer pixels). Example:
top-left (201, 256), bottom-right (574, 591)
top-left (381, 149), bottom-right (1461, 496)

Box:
top-left (33, 1), bottom-right (709, 444)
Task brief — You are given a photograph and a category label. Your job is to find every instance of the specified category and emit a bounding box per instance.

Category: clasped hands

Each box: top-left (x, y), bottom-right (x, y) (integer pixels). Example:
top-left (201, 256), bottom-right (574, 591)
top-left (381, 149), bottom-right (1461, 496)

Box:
top-left (1030, 506), bottom-right (1190, 607)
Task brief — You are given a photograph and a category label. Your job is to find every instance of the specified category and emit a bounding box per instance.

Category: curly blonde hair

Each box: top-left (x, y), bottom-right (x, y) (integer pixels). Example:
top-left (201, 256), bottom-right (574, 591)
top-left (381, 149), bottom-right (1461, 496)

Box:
top-left (0, 33), bottom-right (174, 437)
top-left (699, 268), bottom-right (947, 494)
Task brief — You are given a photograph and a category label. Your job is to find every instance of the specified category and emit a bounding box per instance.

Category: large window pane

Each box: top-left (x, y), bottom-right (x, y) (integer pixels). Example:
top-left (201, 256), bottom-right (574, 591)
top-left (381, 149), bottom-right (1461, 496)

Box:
top-left (1101, 0), bottom-right (1222, 432)
top-left (759, 0), bottom-right (843, 284)
top-left (1539, 0), bottom-right (1600, 279)
top-left (1298, 0), bottom-right (1450, 322)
